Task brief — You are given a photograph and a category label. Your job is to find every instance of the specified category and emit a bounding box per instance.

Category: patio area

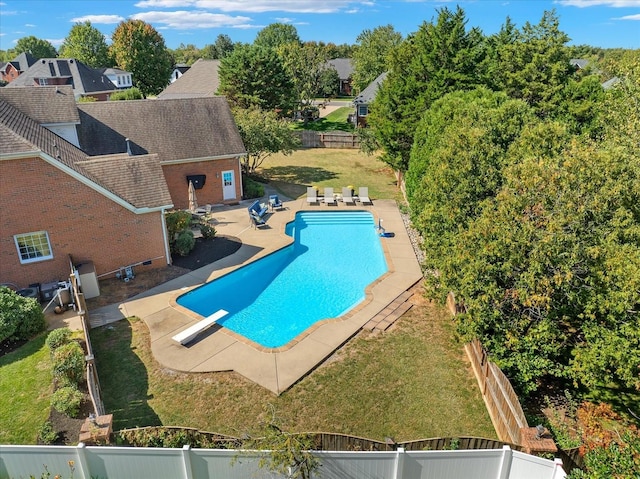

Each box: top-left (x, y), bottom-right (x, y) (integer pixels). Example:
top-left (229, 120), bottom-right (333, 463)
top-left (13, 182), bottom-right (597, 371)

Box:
top-left (87, 195), bottom-right (423, 394)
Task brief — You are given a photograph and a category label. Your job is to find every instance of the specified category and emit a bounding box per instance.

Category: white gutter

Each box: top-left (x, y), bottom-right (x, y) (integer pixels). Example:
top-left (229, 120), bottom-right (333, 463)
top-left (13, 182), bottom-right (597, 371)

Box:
top-left (160, 152), bottom-right (247, 166)
top-left (161, 208), bottom-right (171, 265)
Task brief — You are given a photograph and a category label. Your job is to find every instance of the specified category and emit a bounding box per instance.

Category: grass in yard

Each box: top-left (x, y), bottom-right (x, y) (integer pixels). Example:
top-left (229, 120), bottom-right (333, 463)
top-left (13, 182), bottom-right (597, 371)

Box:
top-left (290, 107), bottom-right (354, 132)
top-left (90, 293), bottom-right (495, 441)
top-left (257, 148), bottom-right (401, 203)
top-left (0, 334), bottom-right (52, 444)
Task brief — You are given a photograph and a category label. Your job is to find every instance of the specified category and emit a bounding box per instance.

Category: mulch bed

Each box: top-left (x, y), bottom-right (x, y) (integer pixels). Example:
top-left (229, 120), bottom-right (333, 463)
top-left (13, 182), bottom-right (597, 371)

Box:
top-left (171, 235), bottom-right (242, 270)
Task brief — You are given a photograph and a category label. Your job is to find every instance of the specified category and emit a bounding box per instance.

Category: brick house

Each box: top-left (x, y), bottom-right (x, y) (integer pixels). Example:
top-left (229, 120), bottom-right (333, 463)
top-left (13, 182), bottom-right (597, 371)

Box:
top-left (1, 87), bottom-right (246, 291)
top-left (0, 91), bottom-right (172, 290)
top-left (76, 97), bottom-right (246, 209)
top-left (7, 58), bottom-right (119, 101)
top-left (0, 52), bottom-right (38, 84)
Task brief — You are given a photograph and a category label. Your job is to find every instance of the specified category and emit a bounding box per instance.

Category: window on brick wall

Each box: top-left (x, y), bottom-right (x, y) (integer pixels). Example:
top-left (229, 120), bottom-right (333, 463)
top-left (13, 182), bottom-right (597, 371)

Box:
top-left (14, 231), bottom-right (53, 264)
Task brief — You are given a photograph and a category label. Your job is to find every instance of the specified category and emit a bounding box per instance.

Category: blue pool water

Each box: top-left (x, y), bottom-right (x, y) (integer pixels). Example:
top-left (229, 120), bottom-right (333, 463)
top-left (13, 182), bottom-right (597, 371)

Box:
top-left (176, 211), bottom-right (388, 348)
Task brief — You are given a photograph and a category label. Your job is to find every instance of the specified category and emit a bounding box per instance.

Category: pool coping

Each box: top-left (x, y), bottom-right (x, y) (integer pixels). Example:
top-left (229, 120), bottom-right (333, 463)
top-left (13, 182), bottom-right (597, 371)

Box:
top-left (88, 197), bottom-right (424, 394)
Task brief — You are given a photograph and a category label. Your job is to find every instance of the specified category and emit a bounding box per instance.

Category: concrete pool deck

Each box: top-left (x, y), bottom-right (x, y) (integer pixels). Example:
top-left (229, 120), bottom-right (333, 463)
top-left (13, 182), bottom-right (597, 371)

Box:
top-left (88, 195), bottom-right (423, 394)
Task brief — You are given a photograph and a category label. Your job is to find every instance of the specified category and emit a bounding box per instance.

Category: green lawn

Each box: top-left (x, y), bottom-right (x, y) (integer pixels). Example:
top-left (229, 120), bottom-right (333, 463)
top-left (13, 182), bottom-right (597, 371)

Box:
top-left (290, 107), bottom-right (354, 132)
top-left (90, 299), bottom-right (495, 440)
top-left (257, 148), bottom-right (401, 203)
top-left (0, 334), bottom-right (52, 444)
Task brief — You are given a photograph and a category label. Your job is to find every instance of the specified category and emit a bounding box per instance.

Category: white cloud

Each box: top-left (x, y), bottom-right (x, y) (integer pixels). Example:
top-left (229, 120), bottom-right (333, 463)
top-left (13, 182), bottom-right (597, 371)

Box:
top-left (48, 38), bottom-right (65, 47)
top-left (70, 14), bottom-right (125, 24)
top-left (556, 0), bottom-right (640, 7)
top-left (275, 17), bottom-right (294, 23)
top-left (616, 12), bottom-right (640, 17)
top-left (132, 10), bottom-right (251, 29)
top-left (25, 23), bottom-right (35, 27)
top-left (138, 0), bottom-right (358, 13)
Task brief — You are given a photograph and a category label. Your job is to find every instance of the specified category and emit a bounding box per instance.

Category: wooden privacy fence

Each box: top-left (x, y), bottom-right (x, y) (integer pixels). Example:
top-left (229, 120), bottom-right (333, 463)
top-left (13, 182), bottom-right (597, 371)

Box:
top-left (296, 130), bottom-right (360, 148)
top-left (465, 338), bottom-right (528, 445)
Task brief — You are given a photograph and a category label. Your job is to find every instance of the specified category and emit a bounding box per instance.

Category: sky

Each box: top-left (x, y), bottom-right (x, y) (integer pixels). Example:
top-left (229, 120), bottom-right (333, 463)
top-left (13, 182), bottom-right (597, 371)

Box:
top-left (0, 0), bottom-right (639, 53)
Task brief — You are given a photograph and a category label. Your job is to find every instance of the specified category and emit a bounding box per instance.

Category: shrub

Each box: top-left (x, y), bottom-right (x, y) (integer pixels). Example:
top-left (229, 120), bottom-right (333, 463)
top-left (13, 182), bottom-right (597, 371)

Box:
top-left (51, 386), bottom-right (84, 417)
top-left (109, 87), bottom-right (143, 101)
top-left (243, 177), bottom-right (265, 199)
top-left (165, 210), bottom-right (193, 240)
top-left (52, 341), bottom-right (85, 387)
top-left (37, 421), bottom-right (59, 444)
top-left (175, 230), bottom-right (195, 256)
top-left (200, 224), bottom-right (217, 239)
top-left (46, 327), bottom-right (72, 352)
top-left (0, 286), bottom-right (46, 342)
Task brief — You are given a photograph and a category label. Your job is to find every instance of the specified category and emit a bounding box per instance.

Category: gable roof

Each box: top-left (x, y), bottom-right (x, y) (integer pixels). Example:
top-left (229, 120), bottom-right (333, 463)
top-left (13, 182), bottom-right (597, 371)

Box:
top-left (327, 58), bottom-right (354, 80)
top-left (7, 58), bottom-right (118, 95)
top-left (157, 59), bottom-right (221, 99)
top-left (1, 52), bottom-right (38, 73)
top-left (354, 72), bottom-right (388, 105)
top-left (0, 85), bottom-right (79, 124)
top-left (76, 96), bottom-right (245, 162)
top-left (0, 99), bottom-right (172, 210)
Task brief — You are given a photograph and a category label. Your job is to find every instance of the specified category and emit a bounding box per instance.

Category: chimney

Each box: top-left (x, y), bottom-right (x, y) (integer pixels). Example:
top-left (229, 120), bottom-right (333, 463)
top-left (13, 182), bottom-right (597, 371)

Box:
top-left (125, 138), bottom-right (133, 156)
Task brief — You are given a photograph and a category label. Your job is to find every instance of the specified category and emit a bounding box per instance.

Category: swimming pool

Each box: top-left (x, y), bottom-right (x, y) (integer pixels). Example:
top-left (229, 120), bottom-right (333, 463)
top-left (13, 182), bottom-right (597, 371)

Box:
top-left (176, 211), bottom-right (388, 348)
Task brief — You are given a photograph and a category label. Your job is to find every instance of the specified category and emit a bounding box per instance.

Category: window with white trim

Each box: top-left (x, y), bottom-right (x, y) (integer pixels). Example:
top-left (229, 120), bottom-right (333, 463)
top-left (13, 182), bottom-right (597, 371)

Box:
top-left (14, 231), bottom-right (53, 264)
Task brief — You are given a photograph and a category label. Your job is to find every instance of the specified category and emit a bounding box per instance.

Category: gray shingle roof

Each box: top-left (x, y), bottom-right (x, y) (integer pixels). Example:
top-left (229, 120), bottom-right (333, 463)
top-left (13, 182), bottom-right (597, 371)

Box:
top-left (7, 58), bottom-right (117, 95)
top-left (157, 59), bottom-right (220, 99)
top-left (326, 58), bottom-right (354, 80)
top-left (76, 96), bottom-right (246, 162)
top-left (0, 100), bottom-right (172, 210)
top-left (0, 85), bottom-right (79, 124)
top-left (354, 72), bottom-right (388, 105)
top-left (1, 52), bottom-right (38, 73)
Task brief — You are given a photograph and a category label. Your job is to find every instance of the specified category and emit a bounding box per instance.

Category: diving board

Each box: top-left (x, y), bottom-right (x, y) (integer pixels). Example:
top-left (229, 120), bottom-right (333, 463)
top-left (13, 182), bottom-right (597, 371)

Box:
top-left (172, 309), bottom-right (228, 345)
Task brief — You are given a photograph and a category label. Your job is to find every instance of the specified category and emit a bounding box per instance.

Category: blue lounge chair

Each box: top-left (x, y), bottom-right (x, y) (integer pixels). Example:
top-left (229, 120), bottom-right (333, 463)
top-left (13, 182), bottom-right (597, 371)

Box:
top-left (269, 194), bottom-right (284, 211)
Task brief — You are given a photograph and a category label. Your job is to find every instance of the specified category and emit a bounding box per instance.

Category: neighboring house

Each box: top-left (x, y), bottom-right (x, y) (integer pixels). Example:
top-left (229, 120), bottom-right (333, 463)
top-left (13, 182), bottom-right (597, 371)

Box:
top-left (170, 63), bottom-right (191, 83)
top-left (7, 58), bottom-right (118, 101)
top-left (0, 93), bottom-right (173, 290)
top-left (76, 96), bottom-right (246, 209)
top-left (0, 52), bottom-right (38, 84)
top-left (602, 76), bottom-right (621, 90)
top-left (326, 58), bottom-right (354, 96)
top-left (100, 67), bottom-right (133, 89)
top-left (0, 85), bottom-right (80, 146)
top-left (353, 72), bottom-right (387, 127)
top-left (570, 58), bottom-right (589, 70)
top-left (157, 59), bottom-right (220, 99)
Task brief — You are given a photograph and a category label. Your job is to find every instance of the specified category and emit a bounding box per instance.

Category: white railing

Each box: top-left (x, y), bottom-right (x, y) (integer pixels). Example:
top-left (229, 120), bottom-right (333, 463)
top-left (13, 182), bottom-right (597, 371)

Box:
top-left (0, 444), bottom-right (566, 479)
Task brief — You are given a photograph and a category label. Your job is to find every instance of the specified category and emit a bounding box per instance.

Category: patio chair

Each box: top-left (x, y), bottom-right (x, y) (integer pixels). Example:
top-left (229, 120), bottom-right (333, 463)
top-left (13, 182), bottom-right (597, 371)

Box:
top-left (269, 194), bottom-right (284, 211)
top-left (358, 187), bottom-right (372, 205)
top-left (324, 187), bottom-right (337, 205)
top-left (250, 212), bottom-right (268, 229)
top-left (307, 186), bottom-right (319, 204)
top-left (342, 187), bottom-right (356, 205)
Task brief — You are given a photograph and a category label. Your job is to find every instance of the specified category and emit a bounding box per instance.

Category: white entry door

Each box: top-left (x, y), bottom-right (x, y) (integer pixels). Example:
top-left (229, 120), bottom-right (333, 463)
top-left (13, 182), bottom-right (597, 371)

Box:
top-left (222, 170), bottom-right (236, 200)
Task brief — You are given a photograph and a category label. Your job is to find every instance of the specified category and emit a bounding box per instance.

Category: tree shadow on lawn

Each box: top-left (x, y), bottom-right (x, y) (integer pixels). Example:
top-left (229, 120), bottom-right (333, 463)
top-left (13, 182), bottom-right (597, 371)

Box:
top-left (261, 166), bottom-right (338, 194)
top-left (90, 319), bottom-right (161, 431)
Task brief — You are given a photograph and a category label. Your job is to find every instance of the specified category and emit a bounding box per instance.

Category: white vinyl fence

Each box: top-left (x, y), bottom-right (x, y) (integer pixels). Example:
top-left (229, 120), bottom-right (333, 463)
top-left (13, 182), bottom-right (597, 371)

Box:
top-left (0, 444), bottom-right (566, 479)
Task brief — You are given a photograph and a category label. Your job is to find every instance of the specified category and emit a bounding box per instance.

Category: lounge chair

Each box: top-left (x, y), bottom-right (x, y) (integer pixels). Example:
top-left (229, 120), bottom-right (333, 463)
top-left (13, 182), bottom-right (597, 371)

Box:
top-left (250, 212), bottom-right (267, 228)
top-left (269, 194), bottom-right (284, 211)
top-left (358, 187), bottom-right (372, 205)
top-left (324, 187), bottom-right (337, 205)
top-left (307, 186), bottom-right (319, 204)
top-left (342, 187), bottom-right (356, 205)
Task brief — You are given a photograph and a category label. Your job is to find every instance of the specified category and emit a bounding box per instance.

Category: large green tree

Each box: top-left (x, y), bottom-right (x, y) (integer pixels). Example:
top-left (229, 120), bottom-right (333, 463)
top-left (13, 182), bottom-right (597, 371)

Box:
top-left (218, 44), bottom-right (295, 114)
top-left (13, 35), bottom-right (57, 59)
top-left (492, 10), bottom-right (573, 118)
top-left (110, 19), bottom-right (174, 97)
top-left (201, 34), bottom-right (236, 59)
top-left (233, 107), bottom-right (300, 174)
top-left (59, 21), bottom-right (111, 68)
top-left (368, 6), bottom-right (487, 174)
top-left (279, 41), bottom-right (332, 110)
top-left (254, 23), bottom-right (300, 50)
top-left (351, 25), bottom-right (403, 93)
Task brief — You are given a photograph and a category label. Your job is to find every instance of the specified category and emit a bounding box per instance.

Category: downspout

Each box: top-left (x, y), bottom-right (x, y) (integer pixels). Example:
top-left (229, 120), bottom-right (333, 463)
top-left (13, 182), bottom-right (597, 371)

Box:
top-left (161, 208), bottom-right (171, 265)
top-left (238, 155), bottom-right (245, 199)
